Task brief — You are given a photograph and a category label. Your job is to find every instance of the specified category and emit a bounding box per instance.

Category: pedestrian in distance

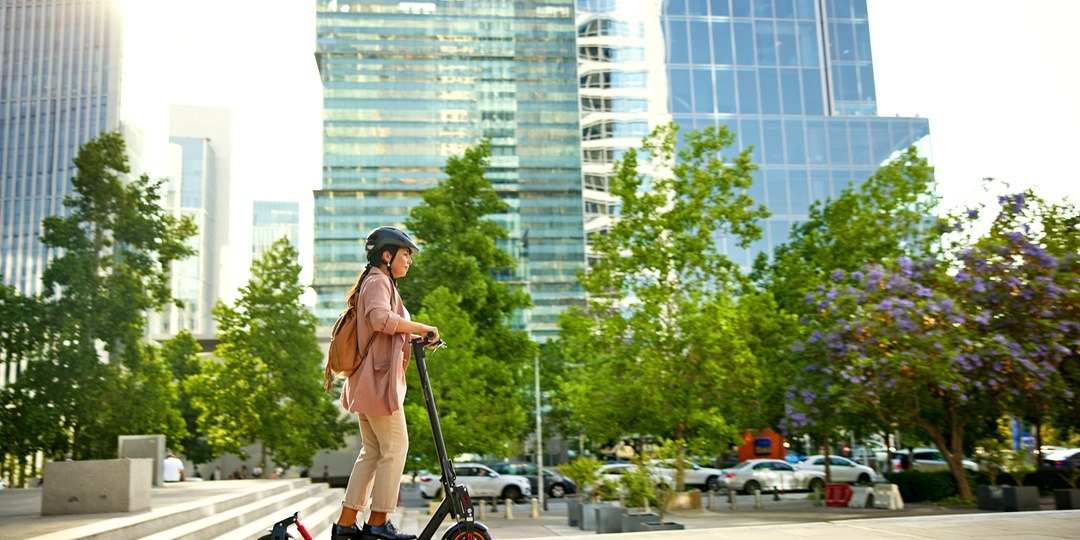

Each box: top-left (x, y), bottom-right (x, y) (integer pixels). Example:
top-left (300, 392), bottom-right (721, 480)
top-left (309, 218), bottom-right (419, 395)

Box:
top-left (163, 452), bottom-right (184, 483)
top-left (331, 227), bottom-right (440, 540)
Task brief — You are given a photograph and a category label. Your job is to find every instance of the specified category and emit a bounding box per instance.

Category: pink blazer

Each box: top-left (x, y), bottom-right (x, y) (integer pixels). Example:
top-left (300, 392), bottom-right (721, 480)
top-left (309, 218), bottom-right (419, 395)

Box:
top-left (340, 270), bottom-right (411, 416)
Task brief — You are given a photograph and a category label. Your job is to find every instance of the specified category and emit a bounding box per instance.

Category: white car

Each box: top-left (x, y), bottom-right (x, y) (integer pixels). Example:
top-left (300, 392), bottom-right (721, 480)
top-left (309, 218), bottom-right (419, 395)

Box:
top-left (419, 463), bottom-right (531, 502)
top-left (647, 459), bottom-right (726, 492)
top-left (795, 455), bottom-right (883, 484)
top-left (719, 459), bottom-right (826, 494)
top-left (891, 448), bottom-right (978, 472)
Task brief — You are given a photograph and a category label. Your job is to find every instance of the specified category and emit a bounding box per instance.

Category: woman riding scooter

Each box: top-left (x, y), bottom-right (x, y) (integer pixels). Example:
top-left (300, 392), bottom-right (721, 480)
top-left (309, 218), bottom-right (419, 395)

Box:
top-left (332, 227), bottom-right (440, 540)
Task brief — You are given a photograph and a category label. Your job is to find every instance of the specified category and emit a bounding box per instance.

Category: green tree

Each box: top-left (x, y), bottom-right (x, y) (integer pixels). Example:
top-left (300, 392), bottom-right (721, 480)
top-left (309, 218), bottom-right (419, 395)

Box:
top-left (161, 331), bottom-right (217, 465)
top-left (397, 140), bottom-right (537, 467)
top-left (188, 238), bottom-right (349, 467)
top-left (558, 123), bottom-right (768, 489)
top-left (2, 131), bottom-right (196, 460)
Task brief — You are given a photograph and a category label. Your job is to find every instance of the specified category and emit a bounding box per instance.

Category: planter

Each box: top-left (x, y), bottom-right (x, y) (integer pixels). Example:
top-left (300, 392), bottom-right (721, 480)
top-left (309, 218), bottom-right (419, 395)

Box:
top-left (1055, 489), bottom-right (1080, 510)
top-left (640, 522), bottom-right (685, 531)
top-left (567, 499), bottom-right (582, 527)
top-left (579, 502), bottom-right (604, 530)
top-left (595, 505), bottom-right (623, 534)
top-left (666, 489), bottom-right (702, 510)
top-left (1002, 485), bottom-right (1039, 512)
top-left (621, 512), bottom-right (659, 533)
top-left (976, 485), bottom-right (1003, 511)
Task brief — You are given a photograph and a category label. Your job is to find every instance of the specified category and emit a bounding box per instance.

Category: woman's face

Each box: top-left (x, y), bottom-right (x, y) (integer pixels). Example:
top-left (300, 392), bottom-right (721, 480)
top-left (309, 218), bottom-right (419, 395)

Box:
top-left (384, 246), bottom-right (413, 278)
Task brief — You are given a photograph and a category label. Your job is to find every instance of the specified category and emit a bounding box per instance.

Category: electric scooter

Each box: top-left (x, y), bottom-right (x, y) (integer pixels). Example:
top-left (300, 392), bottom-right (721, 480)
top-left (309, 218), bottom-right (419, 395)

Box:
top-left (411, 331), bottom-right (491, 540)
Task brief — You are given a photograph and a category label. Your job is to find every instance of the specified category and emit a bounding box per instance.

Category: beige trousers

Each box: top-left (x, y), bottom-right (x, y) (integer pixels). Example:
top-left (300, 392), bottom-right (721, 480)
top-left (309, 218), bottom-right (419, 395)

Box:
top-left (342, 408), bottom-right (409, 513)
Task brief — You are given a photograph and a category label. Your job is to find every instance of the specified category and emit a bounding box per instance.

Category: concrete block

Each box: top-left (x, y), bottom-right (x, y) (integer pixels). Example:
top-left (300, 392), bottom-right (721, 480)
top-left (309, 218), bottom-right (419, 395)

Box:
top-left (977, 485), bottom-right (1003, 511)
top-left (872, 483), bottom-right (904, 510)
top-left (118, 434), bottom-right (166, 487)
top-left (1002, 485), bottom-right (1039, 512)
top-left (41, 458), bottom-right (153, 515)
top-left (848, 486), bottom-right (872, 508)
top-left (666, 489), bottom-right (702, 510)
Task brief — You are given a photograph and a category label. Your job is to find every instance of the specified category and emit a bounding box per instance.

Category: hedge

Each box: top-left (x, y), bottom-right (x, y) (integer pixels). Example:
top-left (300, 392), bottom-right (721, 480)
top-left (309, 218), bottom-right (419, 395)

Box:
top-left (886, 468), bottom-right (1077, 502)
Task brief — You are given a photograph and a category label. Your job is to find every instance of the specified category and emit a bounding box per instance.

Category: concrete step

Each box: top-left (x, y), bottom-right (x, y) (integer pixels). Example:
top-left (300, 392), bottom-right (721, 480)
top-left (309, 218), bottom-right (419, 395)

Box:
top-left (210, 487), bottom-right (343, 540)
top-left (28, 479), bottom-right (312, 540)
top-left (140, 483), bottom-right (330, 540)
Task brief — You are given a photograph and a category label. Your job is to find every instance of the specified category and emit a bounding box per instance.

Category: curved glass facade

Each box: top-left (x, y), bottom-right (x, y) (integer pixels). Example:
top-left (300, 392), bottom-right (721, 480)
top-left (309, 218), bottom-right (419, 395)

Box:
top-left (314, 0), bottom-right (586, 340)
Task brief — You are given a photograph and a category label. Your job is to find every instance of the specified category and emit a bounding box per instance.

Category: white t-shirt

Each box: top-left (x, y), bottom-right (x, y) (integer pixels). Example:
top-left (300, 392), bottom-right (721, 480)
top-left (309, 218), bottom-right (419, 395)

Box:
top-left (163, 456), bottom-right (184, 482)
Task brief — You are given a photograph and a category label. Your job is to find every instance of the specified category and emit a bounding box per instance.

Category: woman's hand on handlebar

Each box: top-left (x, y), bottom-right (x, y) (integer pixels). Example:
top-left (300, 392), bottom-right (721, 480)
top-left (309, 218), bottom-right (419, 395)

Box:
top-left (423, 326), bottom-right (440, 348)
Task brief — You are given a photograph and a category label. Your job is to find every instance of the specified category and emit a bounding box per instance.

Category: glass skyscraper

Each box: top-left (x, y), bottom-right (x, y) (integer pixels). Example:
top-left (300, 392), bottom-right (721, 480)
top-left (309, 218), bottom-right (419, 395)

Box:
top-left (577, 0), bottom-right (931, 265)
top-left (314, 0), bottom-right (586, 340)
top-left (0, 0), bottom-right (125, 295)
top-left (253, 201), bottom-right (300, 259)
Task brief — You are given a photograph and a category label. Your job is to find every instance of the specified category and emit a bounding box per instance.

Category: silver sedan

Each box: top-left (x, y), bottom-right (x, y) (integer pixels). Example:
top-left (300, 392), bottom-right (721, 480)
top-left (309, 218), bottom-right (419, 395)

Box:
top-left (719, 459), bottom-right (826, 494)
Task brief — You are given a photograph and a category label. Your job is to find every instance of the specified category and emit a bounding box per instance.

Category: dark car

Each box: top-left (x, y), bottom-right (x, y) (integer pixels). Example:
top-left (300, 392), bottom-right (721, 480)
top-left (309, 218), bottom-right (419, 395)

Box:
top-left (489, 462), bottom-right (577, 498)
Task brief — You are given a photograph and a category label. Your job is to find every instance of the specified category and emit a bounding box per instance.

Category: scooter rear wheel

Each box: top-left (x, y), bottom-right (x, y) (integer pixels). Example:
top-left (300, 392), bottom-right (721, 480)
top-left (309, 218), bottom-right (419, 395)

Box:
top-left (441, 522), bottom-right (492, 540)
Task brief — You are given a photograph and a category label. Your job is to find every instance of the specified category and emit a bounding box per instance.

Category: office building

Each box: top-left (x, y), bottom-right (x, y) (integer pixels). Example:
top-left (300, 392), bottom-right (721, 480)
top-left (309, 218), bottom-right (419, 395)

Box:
top-left (577, 0), bottom-right (931, 265)
top-left (0, 0), bottom-right (126, 295)
top-left (147, 105), bottom-right (232, 339)
top-left (314, 0), bottom-right (586, 340)
top-left (253, 201), bottom-right (300, 259)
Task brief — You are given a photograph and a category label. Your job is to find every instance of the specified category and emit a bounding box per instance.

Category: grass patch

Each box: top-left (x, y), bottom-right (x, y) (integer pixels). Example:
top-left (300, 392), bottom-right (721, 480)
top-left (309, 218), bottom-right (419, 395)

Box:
top-left (928, 495), bottom-right (976, 507)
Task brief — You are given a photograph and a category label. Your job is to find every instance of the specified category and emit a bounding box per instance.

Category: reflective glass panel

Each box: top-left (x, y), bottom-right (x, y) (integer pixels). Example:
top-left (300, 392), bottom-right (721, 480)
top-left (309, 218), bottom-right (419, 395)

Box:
top-left (694, 68), bottom-right (715, 113)
top-left (734, 21), bottom-right (755, 65)
top-left (853, 0), bottom-right (868, 19)
top-left (797, 21), bottom-right (819, 67)
top-left (789, 169), bottom-right (810, 214)
top-left (747, 169), bottom-right (765, 207)
top-left (690, 20), bottom-right (712, 64)
top-left (801, 69), bottom-right (825, 115)
top-left (670, 68), bottom-right (693, 112)
top-left (737, 68), bottom-right (759, 113)
top-left (849, 120), bottom-right (871, 165)
top-left (854, 21), bottom-right (872, 61)
top-left (710, 0), bottom-right (730, 16)
top-left (776, 21), bottom-right (798, 66)
top-left (762, 119), bottom-right (785, 164)
top-left (785, 118), bottom-right (806, 164)
top-left (827, 119), bottom-right (849, 165)
top-left (688, 0), bottom-right (709, 16)
top-left (665, 0), bottom-right (687, 16)
top-left (780, 68), bottom-right (802, 115)
top-left (753, 0), bottom-right (773, 18)
top-left (831, 168), bottom-right (851, 197)
top-left (805, 119), bottom-right (827, 164)
top-left (712, 20), bottom-right (734, 65)
top-left (859, 64), bottom-right (876, 102)
top-left (765, 169), bottom-right (789, 214)
top-left (755, 20), bottom-right (776, 66)
top-left (758, 68), bottom-right (781, 114)
top-left (667, 18), bottom-right (690, 64)
top-left (775, 0), bottom-right (795, 19)
top-left (715, 67), bottom-right (737, 113)
top-left (732, 0), bottom-right (752, 17)
top-left (795, 0), bottom-right (816, 19)
top-left (869, 120), bottom-right (893, 165)
top-left (810, 169), bottom-right (830, 205)
top-left (833, 21), bottom-right (855, 61)
top-left (838, 63), bottom-right (859, 101)
top-left (739, 117), bottom-right (762, 163)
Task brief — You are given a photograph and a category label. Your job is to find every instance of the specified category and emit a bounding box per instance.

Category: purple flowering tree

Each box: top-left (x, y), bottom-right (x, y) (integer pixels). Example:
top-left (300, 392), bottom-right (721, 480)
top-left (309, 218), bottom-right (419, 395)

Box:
top-left (787, 191), bottom-right (1079, 498)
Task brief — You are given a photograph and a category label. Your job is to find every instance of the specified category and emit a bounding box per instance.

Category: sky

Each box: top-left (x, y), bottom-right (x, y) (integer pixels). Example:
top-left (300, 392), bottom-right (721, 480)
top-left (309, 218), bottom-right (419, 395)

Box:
top-left (130, 0), bottom-right (1080, 299)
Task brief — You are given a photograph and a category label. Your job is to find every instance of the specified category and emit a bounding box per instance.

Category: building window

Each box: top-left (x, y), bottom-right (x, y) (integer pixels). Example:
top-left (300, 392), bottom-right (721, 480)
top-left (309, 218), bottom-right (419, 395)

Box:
top-left (582, 121), bottom-right (648, 140)
top-left (578, 18), bottom-right (645, 37)
top-left (580, 97), bottom-right (648, 113)
top-left (583, 174), bottom-right (609, 191)
top-left (583, 148), bottom-right (616, 164)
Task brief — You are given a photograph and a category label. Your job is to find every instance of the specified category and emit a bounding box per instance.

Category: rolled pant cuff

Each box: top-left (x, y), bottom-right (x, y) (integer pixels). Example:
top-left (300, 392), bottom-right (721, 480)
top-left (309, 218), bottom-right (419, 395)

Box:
top-left (341, 501), bottom-right (365, 511)
top-left (370, 505), bottom-right (397, 513)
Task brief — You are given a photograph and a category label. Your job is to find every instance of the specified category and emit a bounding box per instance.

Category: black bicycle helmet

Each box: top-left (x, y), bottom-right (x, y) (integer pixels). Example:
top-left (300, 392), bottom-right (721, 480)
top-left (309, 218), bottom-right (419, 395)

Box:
top-left (365, 226), bottom-right (419, 258)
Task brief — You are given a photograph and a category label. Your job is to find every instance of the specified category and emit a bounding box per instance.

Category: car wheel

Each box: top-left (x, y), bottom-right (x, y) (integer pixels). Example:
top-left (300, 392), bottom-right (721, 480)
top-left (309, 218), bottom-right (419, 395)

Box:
top-left (743, 480), bottom-right (760, 494)
top-left (706, 476), bottom-right (722, 492)
top-left (809, 478), bottom-right (825, 493)
top-left (502, 485), bottom-right (522, 503)
top-left (549, 483), bottom-right (566, 498)
top-left (857, 473), bottom-right (871, 484)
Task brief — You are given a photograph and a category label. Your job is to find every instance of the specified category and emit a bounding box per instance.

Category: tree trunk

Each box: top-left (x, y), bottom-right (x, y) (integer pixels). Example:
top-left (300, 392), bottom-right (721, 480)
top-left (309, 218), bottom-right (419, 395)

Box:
top-left (260, 441), bottom-right (267, 472)
top-left (885, 431), bottom-right (894, 476)
top-left (915, 419), bottom-right (973, 499)
top-left (1034, 418), bottom-right (1044, 468)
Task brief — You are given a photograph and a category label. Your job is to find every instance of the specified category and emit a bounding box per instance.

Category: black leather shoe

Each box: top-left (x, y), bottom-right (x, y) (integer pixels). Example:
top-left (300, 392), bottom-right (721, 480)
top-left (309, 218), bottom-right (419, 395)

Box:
top-left (362, 520), bottom-right (416, 540)
top-left (331, 522), bottom-right (364, 540)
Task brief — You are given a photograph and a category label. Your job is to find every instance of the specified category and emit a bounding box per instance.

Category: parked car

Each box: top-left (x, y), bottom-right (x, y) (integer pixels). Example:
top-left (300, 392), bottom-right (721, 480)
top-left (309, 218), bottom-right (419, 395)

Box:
top-left (646, 459), bottom-right (727, 492)
top-left (1045, 448), bottom-right (1080, 468)
top-left (489, 462), bottom-right (577, 498)
top-left (795, 455), bottom-right (883, 484)
top-left (891, 448), bottom-right (978, 472)
top-left (719, 459), bottom-right (826, 494)
top-left (418, 463), bottom-right (531, 502)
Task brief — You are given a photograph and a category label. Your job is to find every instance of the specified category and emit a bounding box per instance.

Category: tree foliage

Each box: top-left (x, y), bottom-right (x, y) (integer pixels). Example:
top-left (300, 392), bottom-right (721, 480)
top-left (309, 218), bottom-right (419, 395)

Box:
top-left (188, 238), bottom-right (349, 467)
top-left (1, 131), bottom-right (195, 460)
top-left (397, 140), bottom-right (536, 467)
top-left (557, 123), bottom-right (768, 488)
top-left (786, 191), bottom-right (1080, 498)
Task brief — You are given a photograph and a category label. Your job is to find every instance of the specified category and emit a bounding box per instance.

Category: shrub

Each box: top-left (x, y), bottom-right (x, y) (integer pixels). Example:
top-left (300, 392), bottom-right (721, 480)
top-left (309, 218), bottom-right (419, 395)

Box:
top-left (884, 471), bottom-right (957, 502)
top-left (560, 457), bottom-right (603, 502)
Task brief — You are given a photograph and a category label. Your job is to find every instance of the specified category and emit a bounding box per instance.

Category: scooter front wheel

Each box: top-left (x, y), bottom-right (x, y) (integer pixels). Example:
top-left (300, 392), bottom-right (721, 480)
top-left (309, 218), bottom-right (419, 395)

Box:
top-left (441, 521), bottom-right (492, 540)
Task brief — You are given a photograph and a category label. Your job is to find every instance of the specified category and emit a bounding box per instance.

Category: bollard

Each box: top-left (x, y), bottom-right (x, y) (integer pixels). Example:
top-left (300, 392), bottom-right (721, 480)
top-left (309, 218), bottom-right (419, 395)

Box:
top-left (530, 497), bottom-right (539, 518)
top-left (644, 498), bottom-right (651, 513)
top-left (729, 489), bottom-right (739, 511)
top-left (773, 486), bottom-right (781, 501)
top-left (478, 500), bottom-right (486, 520)
top-left (707, 490), bottom-right (715, 511)
top-left (753, 488), bottom-right (763, 510)
top-left (813, 485), bottom-right (822, 507)
top-left (505, 499), bottom-right (513, 519)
